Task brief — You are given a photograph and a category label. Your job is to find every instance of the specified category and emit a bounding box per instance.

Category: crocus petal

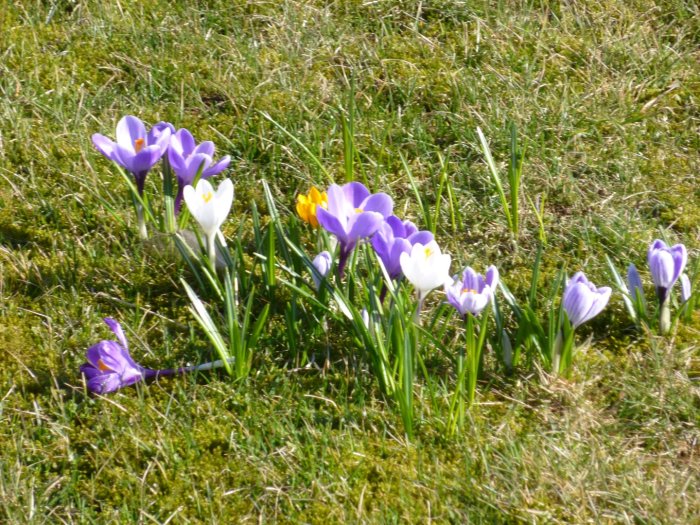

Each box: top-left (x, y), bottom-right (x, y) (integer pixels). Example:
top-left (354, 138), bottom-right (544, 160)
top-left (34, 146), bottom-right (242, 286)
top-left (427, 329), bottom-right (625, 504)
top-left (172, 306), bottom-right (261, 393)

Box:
top-left (581, 286), bottom-right (612, 325)
top-left (343, 182), bottom-right (371, 208)
top-left (174, 128), bottom-right (196, 156)
top-left (387, 239), bottom-right (412, 277)
top-left (92, 134), bottom-right (117, 161)
top-left (325, 184), bottom-right (352, 219)
top-left (213, 178), bottom-right (234, 228)
top-left (399, 251), bottom-right (416, 285)
top-left (185, 153), bottom-right (214, 180)
top-left (87, 373), bottom-right (124, 394)
top-left (116, 115), bottom-right (146, 147)
top-left (671, 244), bottom-right (688, 284)
top-left (193, 140), bottom-right (215, 158)
top-left (360, 193), bottom-right (393, 218)
top-left (408, 230), bottom-right (434, 246)
top-left (649, 250), bottom-right (676, 289)
top-left (485, 266), bottom-right (499, 290)
top-left (385, 216), bottom-right (404, 236)
top-left (131, 145), bottom-right (164, 174)
top-left (183, 185), bottom-right (201, 216)
top-left (79, 363), bottom-right (102, 380)
top-left (347, 211), bottom-right (384, 241)
top-left (202, 156), bottom-right (230, 178)
top-left (317, 207), bottom-right (349, 244)
top-left (104, 318), bottom-right (128, 351)
top-left (563, 282), bottom-right (596, 328)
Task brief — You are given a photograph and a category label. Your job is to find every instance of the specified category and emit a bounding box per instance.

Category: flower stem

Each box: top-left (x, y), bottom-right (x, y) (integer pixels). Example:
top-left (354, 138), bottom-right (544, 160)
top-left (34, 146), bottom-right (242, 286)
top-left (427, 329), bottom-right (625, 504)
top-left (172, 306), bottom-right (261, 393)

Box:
top-left (145, 358), bottom-right (235, 379)
top-left (552, 328), bottom-right (563, 375)
top-left (659, 296), bottom-right (671, 335)
top-left (207, 233), bottom-right (217, 273)
top-left (136, 204), bottom-right (148, 240)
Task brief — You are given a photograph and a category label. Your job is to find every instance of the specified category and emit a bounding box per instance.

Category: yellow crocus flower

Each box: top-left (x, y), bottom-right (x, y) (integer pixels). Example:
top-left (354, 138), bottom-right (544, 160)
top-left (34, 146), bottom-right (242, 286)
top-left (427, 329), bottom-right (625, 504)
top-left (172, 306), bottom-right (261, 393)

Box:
top-left (296, 186), bottom-right (328, 228)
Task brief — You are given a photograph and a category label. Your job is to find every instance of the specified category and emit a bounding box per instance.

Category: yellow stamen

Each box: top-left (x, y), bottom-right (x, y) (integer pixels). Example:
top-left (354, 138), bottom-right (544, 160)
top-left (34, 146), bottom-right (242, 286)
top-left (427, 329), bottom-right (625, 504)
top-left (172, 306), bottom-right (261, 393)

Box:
top-left (461, 288), bottom-right (478, 295)
top-left (97, 358), bottom-right (112, 372)
top-left (424, 247), bottom-right (433, 257)
top-left (202, 191), bottom-right (213, 203)
top-left (355, 208), bottom-right (364, 214)
top-left (134, 138), bottom-right (145, 153)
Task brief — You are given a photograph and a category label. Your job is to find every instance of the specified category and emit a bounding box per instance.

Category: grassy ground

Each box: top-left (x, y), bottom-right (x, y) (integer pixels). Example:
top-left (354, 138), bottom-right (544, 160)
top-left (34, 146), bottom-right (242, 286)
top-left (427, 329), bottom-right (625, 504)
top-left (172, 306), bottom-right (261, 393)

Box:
top-left (1, 0), bottom-right (699, 522)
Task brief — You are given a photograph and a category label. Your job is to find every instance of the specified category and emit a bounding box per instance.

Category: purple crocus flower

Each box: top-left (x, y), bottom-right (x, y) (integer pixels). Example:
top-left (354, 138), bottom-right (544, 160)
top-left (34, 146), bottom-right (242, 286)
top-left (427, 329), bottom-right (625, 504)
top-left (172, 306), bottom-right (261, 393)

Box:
top-left (92, 116), bottom-right (173, 195)
top-left (80, 318), bottom-right (233, 394)
top-left (562, 272), bottom-right (612, 328)
top-left (80, 318), bottom-right (149, 394)
top-left (647, 239), bottom-right (687, 302)
top-left (316, 182), bottom-right (393, 277)
top-left (168, 128), bottom-right (231, 213)
top-left (445, 266), bottom-right (499, 317)
top-left (371, 216), bottom-right (433, 280)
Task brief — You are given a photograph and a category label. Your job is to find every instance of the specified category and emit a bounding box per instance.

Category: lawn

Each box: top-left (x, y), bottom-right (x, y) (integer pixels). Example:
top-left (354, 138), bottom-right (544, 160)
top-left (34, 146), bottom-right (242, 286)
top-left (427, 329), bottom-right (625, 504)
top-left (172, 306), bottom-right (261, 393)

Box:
top-left (1, 1), bottom-right (699, 523)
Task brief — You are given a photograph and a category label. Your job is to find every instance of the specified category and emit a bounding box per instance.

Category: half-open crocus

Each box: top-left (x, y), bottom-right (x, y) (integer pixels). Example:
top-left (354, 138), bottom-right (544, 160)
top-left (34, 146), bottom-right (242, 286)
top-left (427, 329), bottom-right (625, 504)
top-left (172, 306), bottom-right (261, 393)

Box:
top-left (371, 216), bottom-right (434, 280)
top-left (81, 318), bottom-right (235, 394)
top-left (183, 178), bottom-right (234, 266)
top-left (92, 116), bottom-right (172, 196)
top-left (168, 128), bottom-right (230, 213)
top-left (399, 240), bottom-right (452, 306)
top-left (445, 266), bottom-right (499, 317)
top-left (311, 251), bottom-right (332, 290)
top-left (647, 239), bottom-right (687, 302)
top-left (562, 272), bottom-right (612, 328)
top-left (296, 187), bottom-right (328, 228)
top-left (316, 182), bottom-right (393, 277)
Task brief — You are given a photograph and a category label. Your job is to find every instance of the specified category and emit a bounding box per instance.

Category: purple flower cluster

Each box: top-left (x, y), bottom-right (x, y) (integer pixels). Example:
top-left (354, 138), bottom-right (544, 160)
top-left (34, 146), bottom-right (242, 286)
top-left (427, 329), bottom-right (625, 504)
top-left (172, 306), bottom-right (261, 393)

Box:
top-left (314, 181), bottom-right (435, 280)
top-left (92, 116), bottom-right (229, 211)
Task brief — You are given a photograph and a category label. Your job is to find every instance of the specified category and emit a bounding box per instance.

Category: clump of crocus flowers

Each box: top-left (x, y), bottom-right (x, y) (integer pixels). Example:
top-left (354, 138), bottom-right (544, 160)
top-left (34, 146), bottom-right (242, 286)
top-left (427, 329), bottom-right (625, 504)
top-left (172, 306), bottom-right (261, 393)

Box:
top-left (91, 115), bottom-right (230, 239)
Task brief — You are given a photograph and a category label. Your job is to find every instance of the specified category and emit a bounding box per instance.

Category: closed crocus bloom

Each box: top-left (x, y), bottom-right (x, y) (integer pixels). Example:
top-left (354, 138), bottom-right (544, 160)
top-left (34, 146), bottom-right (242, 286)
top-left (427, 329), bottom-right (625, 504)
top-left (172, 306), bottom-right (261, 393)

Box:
top-left (316, 182), bottom-right (393, 277)
top-left (92, 115), bottom-right (172, 195)
top-left (296, 187), bottom-right (328, 228)
top-left (680, 273), bottom-right (692, 303)
top-left (562, 272), bottom-right (612, 328)
top-left (371, 216), bottom-right (433, 280)
top-left (184, 179), bottom-right (234, 264)
top-left (168, 128), bottom-right (230, 213)
top-left (399, 240), bottom-right (452, 303)
top-left (311, 251), bottom-right (332, 289)
top-left (627, 263), bottom-right (645, 302)
top-left (647, 239), bottom-right (687, 302)
top-left (80, 318), bottom-right (147, 394)
top-left (445, 266), bottom-right (499, 317)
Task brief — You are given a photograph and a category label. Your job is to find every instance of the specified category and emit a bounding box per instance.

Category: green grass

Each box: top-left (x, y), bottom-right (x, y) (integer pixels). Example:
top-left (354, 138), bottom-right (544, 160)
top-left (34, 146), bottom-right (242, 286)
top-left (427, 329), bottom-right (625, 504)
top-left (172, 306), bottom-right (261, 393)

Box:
top-left (1, 0), bottom-right (699, 522)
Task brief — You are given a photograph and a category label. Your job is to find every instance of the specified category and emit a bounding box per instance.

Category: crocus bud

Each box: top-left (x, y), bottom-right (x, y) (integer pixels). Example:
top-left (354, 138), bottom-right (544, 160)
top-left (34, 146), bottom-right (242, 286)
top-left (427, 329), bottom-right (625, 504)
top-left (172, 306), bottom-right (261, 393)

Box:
top-left (361, 308), bottom-right (370, 329)
top-left (627, 263), bottom-right (645, 303)
top-left (647, 239), bottom-right (687, 303)
top-left (680, 273), bottom-right (692, 303)
top-left (311, 251), bottom-right (332, 290)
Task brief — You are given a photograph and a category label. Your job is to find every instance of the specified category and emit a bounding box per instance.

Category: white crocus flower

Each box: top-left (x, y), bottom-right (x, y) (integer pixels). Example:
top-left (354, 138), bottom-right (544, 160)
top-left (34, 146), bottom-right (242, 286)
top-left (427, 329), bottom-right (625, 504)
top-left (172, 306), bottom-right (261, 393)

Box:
top-left (183, 178), bottom-right (234, 265)
top-left (400, 240), bottom-right (452, 308)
